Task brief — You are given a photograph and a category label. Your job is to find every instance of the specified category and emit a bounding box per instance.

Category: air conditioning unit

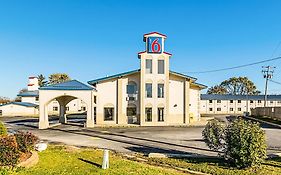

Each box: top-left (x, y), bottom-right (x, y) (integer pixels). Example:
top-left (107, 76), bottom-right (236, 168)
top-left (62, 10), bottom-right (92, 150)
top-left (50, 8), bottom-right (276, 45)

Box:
top-left (126, 94), bottom-right (137, 101)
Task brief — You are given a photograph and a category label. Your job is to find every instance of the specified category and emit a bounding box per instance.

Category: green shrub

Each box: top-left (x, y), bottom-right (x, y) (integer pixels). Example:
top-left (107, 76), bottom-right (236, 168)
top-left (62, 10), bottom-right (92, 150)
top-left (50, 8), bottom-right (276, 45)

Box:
top-left (0, 135), bottom-right (20, 166)
top-left (202, 118), bottom-right (267, 168)
top-left (15, 131), bottom-right (38, 153)
top-left (224, 118), bottom-right (267, 168)
top-left (202, 119), bottom-right (225, 151)
top-left (0, 122), bottom-right (7, 136)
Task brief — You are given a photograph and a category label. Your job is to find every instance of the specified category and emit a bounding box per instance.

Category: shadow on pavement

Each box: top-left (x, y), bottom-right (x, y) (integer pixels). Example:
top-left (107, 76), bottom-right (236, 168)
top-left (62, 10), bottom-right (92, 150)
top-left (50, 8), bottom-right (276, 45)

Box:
top-left (48, 126), bottom-right (219, 156)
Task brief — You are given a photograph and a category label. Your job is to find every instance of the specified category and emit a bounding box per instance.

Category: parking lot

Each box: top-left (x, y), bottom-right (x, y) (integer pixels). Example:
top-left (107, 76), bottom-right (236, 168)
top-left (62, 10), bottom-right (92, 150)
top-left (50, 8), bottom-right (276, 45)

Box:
top-left (2, 116), bottom-right (281, 156)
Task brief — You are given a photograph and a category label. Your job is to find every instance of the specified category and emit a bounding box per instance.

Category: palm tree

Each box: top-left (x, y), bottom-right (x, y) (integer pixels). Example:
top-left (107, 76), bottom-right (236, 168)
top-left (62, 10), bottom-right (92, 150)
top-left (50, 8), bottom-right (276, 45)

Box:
top-left (37, 74), bottom-right (47, 87)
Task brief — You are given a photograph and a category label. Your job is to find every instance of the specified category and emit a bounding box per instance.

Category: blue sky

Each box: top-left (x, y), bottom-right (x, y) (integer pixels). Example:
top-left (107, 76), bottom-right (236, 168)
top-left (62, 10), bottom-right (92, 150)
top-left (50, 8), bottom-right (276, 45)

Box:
top-left (1, 0), bottom-right (281, 98)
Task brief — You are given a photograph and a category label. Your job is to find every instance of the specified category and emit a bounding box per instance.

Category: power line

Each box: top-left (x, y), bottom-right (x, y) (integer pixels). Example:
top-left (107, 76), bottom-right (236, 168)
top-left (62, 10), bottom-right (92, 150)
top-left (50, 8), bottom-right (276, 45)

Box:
top-left (184, 56), bottom-right (281, 74)
top-left (269, 79), bottom-right (281, 86)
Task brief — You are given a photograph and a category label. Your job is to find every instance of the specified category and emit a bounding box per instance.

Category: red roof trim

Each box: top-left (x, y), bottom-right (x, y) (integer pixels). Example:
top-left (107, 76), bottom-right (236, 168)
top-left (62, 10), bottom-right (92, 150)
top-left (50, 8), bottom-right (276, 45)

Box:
top-left (138, 51), bottom-right (146, 55)
top-left (143, 32), bottom-right (167, 38)
top-left (164, 52), bottom-right (172, 56)
top-left (28, 84), bottom-right (34, 86)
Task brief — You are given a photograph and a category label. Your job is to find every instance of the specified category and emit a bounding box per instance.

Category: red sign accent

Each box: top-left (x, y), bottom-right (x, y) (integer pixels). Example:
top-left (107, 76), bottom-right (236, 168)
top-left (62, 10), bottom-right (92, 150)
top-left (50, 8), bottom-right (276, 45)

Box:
top-left (151, 38), bottom-right (161, 52)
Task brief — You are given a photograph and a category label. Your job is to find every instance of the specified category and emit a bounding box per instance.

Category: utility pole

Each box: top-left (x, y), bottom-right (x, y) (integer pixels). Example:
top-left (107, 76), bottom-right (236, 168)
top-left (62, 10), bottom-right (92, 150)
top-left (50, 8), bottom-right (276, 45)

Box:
top-left (262, 66), bottom-right (275, 107)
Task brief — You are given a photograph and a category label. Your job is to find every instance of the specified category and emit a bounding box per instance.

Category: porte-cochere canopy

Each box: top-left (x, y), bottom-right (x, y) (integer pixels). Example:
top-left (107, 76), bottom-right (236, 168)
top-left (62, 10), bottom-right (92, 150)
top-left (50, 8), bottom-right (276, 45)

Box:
top-left (38, 80), bottom-right (97, 129)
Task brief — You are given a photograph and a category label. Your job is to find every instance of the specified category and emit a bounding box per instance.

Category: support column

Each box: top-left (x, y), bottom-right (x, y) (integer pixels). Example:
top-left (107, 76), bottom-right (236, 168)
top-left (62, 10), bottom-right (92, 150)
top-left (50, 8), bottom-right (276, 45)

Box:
top-left (184, 80), bottom-right (190, 124)
top-left (86, 109), bottom-right (95, 127)
top-left (59, 104), bottom-right (67, 124)
top-left (39, 105), bottom-right (49, 129)
top-left (117, 78), bottom-right (126, 125)
top-left (86, 92), bottom-right (95, 127)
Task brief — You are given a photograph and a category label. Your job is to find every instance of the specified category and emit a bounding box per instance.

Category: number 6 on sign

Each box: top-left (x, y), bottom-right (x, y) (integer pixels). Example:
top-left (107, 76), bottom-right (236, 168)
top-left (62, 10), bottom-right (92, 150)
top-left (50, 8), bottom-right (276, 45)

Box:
top-left (147, 37), bottom-right (162, 53)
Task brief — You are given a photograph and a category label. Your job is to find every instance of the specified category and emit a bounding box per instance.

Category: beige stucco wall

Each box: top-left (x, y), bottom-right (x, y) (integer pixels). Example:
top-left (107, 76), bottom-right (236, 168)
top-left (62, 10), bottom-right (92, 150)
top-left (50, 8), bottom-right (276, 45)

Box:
top-left (39, 89), bottom-right (96, 129)
top-left (169, 74), bottom-right (184, 124)
top-left (96, 79), bottom-right (117, 125)
top-left (0, 104), bottom-right (38, 116)
top-left (21, 96), bottom-right (39, 105)
top-left (189, 87), bottom-right (200, 121)
top-left (139, 53), bottom-right (170, 126)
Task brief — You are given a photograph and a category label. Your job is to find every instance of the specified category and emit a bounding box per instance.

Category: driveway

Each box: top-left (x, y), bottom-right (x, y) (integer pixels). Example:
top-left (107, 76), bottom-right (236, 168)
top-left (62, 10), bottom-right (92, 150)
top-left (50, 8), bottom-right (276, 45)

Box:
top-left (1, 116), bottom-right (281, 156)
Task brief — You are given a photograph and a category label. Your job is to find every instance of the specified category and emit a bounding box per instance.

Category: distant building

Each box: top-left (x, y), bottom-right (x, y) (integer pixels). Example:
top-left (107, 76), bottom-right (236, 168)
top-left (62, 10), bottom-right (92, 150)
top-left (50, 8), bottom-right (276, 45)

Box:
top-left (0, 77), bottom-right (87, 117)
top-left (200, 94), bottom-right (281, 115)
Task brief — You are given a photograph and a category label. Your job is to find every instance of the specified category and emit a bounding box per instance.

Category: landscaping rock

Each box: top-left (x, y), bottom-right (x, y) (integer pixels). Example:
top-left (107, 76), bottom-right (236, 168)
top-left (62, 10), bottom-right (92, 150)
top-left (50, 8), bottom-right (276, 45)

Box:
top-left (35, 142), bottom-right (48, 152)
top-left (148, 153), bottom-right (167, 158)
top-left (18, 151), bottom-right (39, 168)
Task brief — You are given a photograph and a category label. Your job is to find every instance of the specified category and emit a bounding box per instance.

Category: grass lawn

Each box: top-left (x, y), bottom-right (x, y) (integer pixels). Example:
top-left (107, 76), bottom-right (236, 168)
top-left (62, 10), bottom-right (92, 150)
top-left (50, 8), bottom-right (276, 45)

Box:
top-left (147, 156), bottom-right (281, 175)
top-left (2, 145), bottom-right (187, 175)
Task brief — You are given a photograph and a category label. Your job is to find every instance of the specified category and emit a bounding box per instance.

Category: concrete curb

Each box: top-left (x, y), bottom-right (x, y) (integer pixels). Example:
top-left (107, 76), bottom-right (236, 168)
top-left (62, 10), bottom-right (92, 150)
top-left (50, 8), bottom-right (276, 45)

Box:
top-left (243, 116), bottom-right (281, 129)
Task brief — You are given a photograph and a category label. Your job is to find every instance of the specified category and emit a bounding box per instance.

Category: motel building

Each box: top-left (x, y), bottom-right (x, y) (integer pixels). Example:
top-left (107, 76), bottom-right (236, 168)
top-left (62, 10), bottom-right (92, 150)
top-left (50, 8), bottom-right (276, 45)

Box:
top-left (0, 32), bottom-right (207, 129)
top-left (200, 94), bottom-right (281, 115)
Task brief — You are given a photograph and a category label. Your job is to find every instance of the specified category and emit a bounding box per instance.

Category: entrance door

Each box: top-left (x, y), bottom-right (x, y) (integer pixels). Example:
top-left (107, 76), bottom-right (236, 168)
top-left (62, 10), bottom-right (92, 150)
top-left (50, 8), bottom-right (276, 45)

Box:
top-left (127, 107), bottom-right (137, 124)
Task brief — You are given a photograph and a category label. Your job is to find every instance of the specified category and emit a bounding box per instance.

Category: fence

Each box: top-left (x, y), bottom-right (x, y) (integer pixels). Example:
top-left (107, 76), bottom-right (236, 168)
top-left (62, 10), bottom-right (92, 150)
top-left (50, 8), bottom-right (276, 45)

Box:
top-left (251, 107), bottom-right (281, 120)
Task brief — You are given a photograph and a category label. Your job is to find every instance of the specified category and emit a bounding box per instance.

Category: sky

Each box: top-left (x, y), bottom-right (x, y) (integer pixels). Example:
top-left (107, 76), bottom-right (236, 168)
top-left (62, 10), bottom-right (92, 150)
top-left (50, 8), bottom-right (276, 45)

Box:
top-left (1, 0), bottom-right (281, 98)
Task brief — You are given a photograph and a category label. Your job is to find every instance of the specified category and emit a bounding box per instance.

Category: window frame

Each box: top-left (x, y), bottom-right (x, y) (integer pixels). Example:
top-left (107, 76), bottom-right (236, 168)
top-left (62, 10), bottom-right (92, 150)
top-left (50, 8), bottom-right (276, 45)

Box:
top-left (145, 107), bottom-right (152, 122)
top-left (145, 59), bottom-right (152, 74)
top-left (145, 83), bottom-right (152, 98)
top-left (127, 84), bottom-right (137, 94)
top-left (127, 107), bottom-right (137, 116)
top-left (104, 107), bottom-right (114, 121)
top-left (158, 107), bottom-right (164, 122)
top-left (53, 106), bottom-right (58, 111)
top-left (157, 84), bottom-right (164, 98)
top-left (158, 60), bottom-right (165, 74)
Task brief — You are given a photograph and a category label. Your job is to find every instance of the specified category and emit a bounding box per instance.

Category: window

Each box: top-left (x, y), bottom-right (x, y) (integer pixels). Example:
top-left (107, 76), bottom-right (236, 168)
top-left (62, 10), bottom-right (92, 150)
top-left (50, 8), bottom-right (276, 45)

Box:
top-left (278, 101), bottom-right (281, 104)
top-left (238, 108), bottom-right (241, 111)
top-left (146, 59), bottom-right (152, 74)
top-left (35, 97), bottom-right (39, 101)
top-left (94, 107), bottom-right (97, 124)
top-left (258, 100), bottom-right (261, 103)
top-left (230, 100), bottom-right (233, 103)
top-left (53, 107), bottom-right (58, 111)
top-left (0, 110), bottom-right (2, 116)
top-left (238, 100), bottom-right (241, 103)
top-left (158, 108), bottom-right (164, 122)
top-left (250, 100), bottom-right (253, 103)
top-left (270, 101), bottom-right (274, 104)
top-left (127, 107), bottom-right (137, 116)
top-left (209, 108), bottom-right (213, 111)
top-left (66, 107), bottom-right (69, 111)
top-left (230, 108), bottom-right (234, 111)
top-left (145, 83), bottom-right (152, 98)
top-left (94, 96), bottom-right (97, 104)
top-left (145, 108), bottom-right (152, 122)
top-left (217, 108), bottom-right (221, 111)
top-left (104, 107), bottom-right (114, 121)
top-left (81, 106), bottom-right (86, 111)
top-left (209, 100), bottom-right (213, 103)
top-left (158, 60), bottom-right (165, 74)
top-left (157, 84), bottom-right (164, 98)
top-left (217, 100), bottom-right (221, 103)
top-left (127, 84), bottom-right (137, 94)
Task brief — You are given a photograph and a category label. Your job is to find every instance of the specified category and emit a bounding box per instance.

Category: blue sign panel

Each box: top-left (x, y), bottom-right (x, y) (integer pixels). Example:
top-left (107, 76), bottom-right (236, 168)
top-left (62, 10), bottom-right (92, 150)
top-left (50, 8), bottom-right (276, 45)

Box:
top-left (147, 37), bottom-right (162, 53)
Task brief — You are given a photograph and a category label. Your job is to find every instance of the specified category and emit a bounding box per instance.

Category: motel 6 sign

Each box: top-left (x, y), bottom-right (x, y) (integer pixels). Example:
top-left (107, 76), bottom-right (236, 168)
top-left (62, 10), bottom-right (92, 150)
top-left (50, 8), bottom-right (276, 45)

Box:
top-left (147, 37), bottom-right (163, 53)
